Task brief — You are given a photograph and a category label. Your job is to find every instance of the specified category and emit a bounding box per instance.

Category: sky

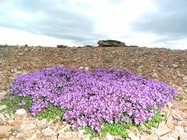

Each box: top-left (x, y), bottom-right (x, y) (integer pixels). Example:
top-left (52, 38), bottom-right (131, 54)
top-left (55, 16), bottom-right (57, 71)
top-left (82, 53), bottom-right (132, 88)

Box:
top-left (0, 0), bottom-right (186, 50)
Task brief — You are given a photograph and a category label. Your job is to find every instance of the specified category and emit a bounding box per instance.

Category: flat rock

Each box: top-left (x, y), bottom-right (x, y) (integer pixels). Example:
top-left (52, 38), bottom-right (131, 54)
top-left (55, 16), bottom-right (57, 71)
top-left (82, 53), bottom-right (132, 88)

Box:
top-left (155, 121), bottom-right (172, 137)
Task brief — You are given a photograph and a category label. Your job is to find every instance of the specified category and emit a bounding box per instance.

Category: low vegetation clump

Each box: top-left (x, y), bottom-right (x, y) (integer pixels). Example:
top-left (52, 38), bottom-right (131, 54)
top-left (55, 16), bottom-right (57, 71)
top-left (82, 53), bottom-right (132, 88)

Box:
top-left (0, 66), bottom-right (176, 138)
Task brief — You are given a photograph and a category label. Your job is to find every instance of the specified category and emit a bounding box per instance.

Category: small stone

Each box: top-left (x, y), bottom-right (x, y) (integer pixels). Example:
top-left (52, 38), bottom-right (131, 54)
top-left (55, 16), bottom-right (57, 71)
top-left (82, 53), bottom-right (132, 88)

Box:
top-left (21, 123), bottom-right (37, 131)
top-left (185, 127), bottom-right (187, 132)
top-left (4, 113), bottom-right (11, 119)
top-left (15, 109), bottom-right (27, 118)
top-left (170, 130), bottom-right (181, 139)
top-left (0, 126), bottom-right (13, 138)
top-left (16, 133), bottom-right (25, 139)
top-left (180, 132), bottom-right (187, 140)
top-left (36, 119), bottom-right (48, 129)
top-left (106, 133), bottom-right (114, 140)
top-left (58, 130), bottom-right (76, 140)
top-left (183, 76), bottom-right (187, 82)
top-left (172, 110), bottom-right (185, 121)
top-left (12, 120), bottom-right (22, 127)
top-left (0, 114), bottom-right (7, 125)
top-left (84, 67), bottom-right (89, 71)
top-left (79, 66), bottom-right (84, 70)
top-left (0, 91), bottom-right (7, 100)
top-left (166, 115), bottom-right (175, 129)
top-left (166, 136), bottom-right (176, 140)
top-left (128, 131), bottom-right (139, 140)
top-left (158, 134), bottom-right (171, 140)
top-left (78, 129), bottom-right (86, 139)
top-left (8, 136), bottom-right (16, 140)
top-left (42, 127), bottom-right (56, 136)
top-left (175, 126), bottom-right (184, 132)
top-left (140, 134), bottom-right (158, 140)
top-left (30, 133), bottom-right (37, 140)
top-left (1, 138), bottom-right (8, 140)
top-left (83, 136), bottom-right (90, 140)
top-left (171, 102), bottom-right (187, 110)
top-left (166, 102), bottom-right (173, 109)
top-left (18, 52), bottom-right (24, 56)
top-left (172, 64), bottom-right (179, 68)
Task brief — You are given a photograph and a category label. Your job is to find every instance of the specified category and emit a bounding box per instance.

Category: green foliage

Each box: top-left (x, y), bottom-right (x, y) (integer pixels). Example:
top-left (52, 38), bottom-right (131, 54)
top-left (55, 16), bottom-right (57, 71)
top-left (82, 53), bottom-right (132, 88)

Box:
top-left (174, 96), bottom-right (183, 101)
top-left (142, 109), bottom-right (164, 133)
top-left (0, 94), bottom-right (65, 122)
top-left (0, 94), bottom-right (166, 139)
top-left (37, 102), bottom-right (66, 122)
top-left (85, 126), bottom-right (98, 138)
top-left (0, 94), bottom-right (32, 116)
top-left (101, 121), bottom-right (130, 139)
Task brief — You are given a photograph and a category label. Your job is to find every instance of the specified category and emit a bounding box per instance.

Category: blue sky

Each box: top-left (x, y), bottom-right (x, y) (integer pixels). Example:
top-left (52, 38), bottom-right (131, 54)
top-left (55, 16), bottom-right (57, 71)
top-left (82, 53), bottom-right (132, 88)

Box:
top-left (0, 0), bottom-right (186, 50)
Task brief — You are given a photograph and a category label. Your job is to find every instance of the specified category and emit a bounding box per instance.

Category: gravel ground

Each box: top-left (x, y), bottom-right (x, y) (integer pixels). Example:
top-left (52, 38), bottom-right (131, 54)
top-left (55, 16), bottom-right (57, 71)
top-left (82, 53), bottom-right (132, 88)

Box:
top-left (0, 45), bottom-right (187, 140)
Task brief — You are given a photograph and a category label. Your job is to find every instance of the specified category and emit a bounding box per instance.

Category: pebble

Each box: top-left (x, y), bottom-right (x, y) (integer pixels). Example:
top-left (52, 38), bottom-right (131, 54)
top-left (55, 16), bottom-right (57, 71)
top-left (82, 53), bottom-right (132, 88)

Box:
top-left (183, 76), bottom-right (187, 82)
top-left (15, 109), bottom-right (27, 118)
top-left (36, 119), bottom-right (48, 129)
top-left (106, 133), bottom-right (114, 140)
top-left (0, 126), bottom-right (13, 138)
top-left (0, 114), bottom-right (7, 125)
top-left (42, 127), bottom-right (56, 136)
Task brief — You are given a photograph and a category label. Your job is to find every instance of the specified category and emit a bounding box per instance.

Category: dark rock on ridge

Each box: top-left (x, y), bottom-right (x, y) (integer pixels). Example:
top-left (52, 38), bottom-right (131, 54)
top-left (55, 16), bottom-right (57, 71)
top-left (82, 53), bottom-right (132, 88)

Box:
top-left (97, 40), bottom-right (126, 47)
top-left (57, 45), bottom-right (68, 48)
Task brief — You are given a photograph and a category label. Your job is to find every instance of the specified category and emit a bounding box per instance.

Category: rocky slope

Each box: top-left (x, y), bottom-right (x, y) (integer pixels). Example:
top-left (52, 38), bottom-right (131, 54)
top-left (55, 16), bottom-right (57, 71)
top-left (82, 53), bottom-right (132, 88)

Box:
top-left (0, 45), bottom-right (187, 140)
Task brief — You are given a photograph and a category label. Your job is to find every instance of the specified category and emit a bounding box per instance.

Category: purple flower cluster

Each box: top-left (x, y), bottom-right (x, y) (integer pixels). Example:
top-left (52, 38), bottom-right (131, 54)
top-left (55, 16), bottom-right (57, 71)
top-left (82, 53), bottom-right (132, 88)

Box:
top-left (11, 66), bottom-right (176, 132)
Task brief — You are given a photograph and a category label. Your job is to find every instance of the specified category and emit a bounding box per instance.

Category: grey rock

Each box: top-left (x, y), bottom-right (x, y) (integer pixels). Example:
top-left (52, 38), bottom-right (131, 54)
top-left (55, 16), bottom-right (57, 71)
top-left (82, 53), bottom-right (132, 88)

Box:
top-left (57, 45), bottom-right (68, 48)
top-left (97, 40), bottom-right (126, 47)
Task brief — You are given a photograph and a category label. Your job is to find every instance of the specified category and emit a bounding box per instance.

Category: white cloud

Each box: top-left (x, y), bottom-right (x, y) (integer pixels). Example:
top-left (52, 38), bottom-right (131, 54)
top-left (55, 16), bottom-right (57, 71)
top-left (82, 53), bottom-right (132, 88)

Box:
top-left (0, 27), bottom-right (77, 46)
top-left (0, 0), bottom-right (186, 49)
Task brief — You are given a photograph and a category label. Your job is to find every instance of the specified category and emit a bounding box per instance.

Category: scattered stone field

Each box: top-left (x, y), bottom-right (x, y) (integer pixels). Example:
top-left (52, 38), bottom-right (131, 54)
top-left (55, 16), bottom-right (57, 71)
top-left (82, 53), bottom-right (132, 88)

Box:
top-left (0, 45), bottom-right (187, 140)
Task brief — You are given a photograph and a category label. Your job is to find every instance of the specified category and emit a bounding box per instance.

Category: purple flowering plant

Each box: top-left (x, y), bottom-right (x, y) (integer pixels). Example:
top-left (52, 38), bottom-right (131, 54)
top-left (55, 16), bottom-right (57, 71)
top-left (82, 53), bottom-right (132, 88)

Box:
top-left (1, 66), bottom-right (176, 138)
